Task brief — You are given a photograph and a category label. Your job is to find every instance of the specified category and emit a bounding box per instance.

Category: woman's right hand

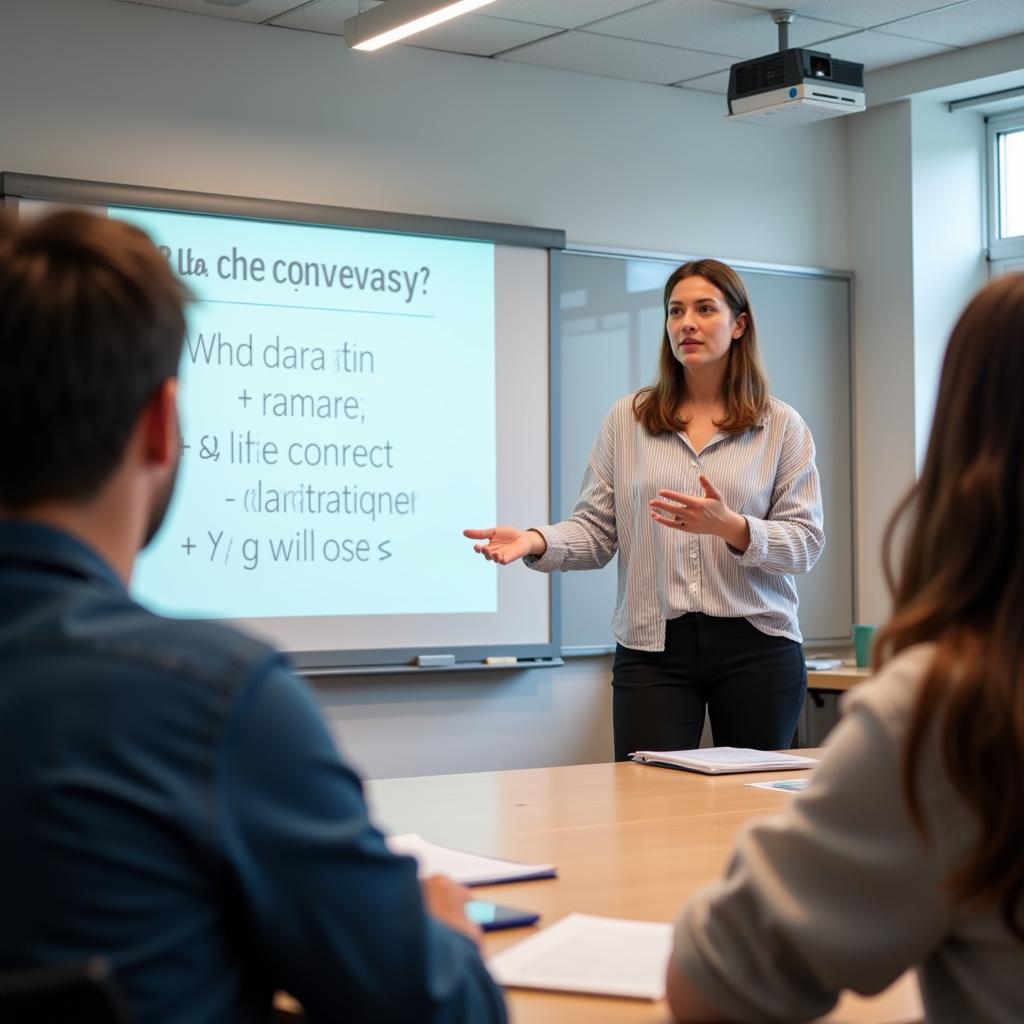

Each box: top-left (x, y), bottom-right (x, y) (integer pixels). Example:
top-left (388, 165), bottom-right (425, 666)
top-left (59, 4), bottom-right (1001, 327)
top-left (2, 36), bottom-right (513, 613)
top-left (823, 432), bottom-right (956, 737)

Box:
top-left (463, 526), bottom-right (546, 565)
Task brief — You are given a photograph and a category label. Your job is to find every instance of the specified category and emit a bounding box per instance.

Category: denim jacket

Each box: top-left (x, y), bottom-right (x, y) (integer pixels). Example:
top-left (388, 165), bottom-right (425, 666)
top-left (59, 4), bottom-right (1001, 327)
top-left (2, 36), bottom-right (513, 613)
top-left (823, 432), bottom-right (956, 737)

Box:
top-left (0, 521), bottom-right (505, 1024)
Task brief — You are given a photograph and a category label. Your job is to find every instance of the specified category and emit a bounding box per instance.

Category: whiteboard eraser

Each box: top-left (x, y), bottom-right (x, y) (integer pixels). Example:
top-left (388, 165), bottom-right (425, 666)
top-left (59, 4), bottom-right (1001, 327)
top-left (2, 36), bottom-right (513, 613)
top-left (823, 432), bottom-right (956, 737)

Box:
top-left (416, 654), bottom-right (456, 667)
top-left (484, 656), bottom-right (518, 666)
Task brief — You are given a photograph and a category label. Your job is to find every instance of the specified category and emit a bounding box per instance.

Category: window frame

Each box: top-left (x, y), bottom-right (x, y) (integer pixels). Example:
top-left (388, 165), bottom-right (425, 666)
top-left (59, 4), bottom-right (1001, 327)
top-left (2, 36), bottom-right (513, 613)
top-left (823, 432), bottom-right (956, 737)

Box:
top-left (987, 107), bottom-right (1024, 267)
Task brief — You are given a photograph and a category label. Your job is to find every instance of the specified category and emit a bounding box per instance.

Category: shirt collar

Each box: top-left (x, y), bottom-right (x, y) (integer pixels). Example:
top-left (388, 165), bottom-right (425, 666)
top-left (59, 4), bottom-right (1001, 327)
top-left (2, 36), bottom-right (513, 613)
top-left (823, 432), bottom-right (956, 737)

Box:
top-left (0, 519), bottom-right (126, 593)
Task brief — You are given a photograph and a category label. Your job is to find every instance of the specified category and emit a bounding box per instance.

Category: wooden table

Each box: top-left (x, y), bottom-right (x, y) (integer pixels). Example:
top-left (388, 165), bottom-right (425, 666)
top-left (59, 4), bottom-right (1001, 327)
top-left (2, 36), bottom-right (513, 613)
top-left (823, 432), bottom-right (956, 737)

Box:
top-left (807, 666), bottom-right (872, 692)
top-left (362, 759), bottom-right (923, 1024)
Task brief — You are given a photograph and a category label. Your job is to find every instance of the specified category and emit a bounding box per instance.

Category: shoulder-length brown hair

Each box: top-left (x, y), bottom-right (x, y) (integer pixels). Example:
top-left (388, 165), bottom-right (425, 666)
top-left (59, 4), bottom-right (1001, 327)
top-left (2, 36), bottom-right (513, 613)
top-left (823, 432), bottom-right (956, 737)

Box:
top-left (874, 272), bottom-right (1024, 939)
top-left (632, 258), bottom-right (769, 435)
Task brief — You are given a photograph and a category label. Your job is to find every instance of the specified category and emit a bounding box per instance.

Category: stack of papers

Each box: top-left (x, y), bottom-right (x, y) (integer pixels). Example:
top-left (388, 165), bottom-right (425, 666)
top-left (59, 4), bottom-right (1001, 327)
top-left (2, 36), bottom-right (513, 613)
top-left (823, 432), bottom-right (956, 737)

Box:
top-left (488, 913), bottom-right (673, 1000)
top-left (386, 833), bottom-right (557, 885)
top-left (629, 746), bottom-right (819, 775)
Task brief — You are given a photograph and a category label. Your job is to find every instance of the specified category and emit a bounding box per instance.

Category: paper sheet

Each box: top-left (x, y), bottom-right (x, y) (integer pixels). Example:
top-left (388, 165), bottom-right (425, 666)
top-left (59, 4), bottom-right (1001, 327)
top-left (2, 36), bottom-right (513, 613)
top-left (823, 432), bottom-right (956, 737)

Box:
top-left (746, 778), bottom-right (811, 792)
top-left (386, 833), bottom-right (556, 886)
top-left (487, 913), bottom-right (673, 1000)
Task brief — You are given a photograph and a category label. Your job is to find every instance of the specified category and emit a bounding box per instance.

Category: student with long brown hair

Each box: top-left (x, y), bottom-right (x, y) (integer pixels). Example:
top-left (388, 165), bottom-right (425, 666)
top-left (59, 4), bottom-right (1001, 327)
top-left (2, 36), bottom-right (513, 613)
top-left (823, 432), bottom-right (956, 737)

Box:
top-left (666, 272), bottom-right (1024, 1023)
top-left (466, 259), bottom-right (824, 759)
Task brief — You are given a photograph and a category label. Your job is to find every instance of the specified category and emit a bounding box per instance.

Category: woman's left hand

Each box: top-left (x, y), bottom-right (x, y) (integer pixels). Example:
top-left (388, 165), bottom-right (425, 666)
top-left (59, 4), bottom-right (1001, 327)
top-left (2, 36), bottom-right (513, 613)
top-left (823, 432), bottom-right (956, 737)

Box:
top-left (649, 475), bottom-right (750, 550)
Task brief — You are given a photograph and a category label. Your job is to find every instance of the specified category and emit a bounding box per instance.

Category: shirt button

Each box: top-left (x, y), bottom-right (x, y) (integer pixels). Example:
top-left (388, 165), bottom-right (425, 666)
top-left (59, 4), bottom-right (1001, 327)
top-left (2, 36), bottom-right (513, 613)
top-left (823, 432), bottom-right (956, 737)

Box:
top-left (690, 549), bottom-right (698, 560)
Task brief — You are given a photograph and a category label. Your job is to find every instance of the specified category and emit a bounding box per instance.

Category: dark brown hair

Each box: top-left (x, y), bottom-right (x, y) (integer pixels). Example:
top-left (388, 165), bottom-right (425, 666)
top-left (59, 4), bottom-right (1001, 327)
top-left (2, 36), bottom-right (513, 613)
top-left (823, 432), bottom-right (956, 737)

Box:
top-left (874, 272), bottom-right (1024, 939)
top-left (0, 209), bottom-right (189, 506)
top-left (632, 258), bottom-right (769, 434)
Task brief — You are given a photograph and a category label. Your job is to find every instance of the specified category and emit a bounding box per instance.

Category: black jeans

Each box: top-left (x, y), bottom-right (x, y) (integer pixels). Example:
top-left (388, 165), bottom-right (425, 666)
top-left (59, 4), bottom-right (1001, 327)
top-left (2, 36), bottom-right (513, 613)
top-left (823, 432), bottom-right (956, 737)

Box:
top-left (611, 613), bottom-right (806, 761)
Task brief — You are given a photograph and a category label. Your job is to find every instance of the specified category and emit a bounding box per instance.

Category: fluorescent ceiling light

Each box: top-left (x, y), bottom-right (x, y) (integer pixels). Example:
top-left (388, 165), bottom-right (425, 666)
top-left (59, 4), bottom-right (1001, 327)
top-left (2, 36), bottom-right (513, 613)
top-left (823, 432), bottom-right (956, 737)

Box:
top-left (344, 0), bottom-right (498, 52)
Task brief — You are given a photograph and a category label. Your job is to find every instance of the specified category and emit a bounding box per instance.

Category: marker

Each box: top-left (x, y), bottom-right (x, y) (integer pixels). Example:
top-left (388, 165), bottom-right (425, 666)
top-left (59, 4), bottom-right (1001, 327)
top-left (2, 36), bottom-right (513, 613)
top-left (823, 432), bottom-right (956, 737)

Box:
top-left (484, 656), bottom-right (518, 666)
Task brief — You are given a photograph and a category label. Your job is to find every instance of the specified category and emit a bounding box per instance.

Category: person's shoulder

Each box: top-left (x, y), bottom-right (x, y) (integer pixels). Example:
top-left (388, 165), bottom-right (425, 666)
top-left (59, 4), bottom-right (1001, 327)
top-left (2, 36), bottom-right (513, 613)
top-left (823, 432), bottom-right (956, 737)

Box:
top-left (763, 397), bottom-right (817, 455)
top-left (599, 392), bottom-right (644, 430)
top-left (837, 644), bottom-right (978, 861)
top-left (840, 643), bottom-right (936, 732)
top-left (114, 605), bottom-right (289, 691)
top-left (612, 392), bottom-right (640, 416)
top-left (764, 396), bottom-right (809, 430)
top-left (804, 646), bottom-right (936, 812)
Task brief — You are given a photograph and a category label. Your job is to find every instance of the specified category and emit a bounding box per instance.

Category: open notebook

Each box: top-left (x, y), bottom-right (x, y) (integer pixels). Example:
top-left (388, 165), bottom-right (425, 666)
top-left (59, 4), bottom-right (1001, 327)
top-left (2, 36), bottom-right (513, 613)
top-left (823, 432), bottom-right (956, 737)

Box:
top-left (629, 746), bottom-right (818, 775)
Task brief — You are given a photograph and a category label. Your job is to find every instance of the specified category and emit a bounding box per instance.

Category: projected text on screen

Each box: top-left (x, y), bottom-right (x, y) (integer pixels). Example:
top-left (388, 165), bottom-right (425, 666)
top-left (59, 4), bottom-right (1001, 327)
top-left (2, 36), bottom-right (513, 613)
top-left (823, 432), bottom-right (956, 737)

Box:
top-left (124, 207), bottom-right (498, 619)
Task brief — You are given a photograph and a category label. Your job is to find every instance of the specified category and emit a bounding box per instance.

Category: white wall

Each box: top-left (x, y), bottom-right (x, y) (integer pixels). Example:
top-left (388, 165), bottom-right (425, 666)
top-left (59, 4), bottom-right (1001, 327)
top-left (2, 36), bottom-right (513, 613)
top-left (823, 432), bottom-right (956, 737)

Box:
top-left (3, 0), bottom-right (849, 265)
top-left (849, 54), bottom-right (998, 625)
top-left (846, 100), bottom-right (916, 624)
top-left (910, 99), bottom-right (987, 469)
top-left (4, 0), bottom-right (852, 778)
top-left (316, 657), bottom-right (614, 780)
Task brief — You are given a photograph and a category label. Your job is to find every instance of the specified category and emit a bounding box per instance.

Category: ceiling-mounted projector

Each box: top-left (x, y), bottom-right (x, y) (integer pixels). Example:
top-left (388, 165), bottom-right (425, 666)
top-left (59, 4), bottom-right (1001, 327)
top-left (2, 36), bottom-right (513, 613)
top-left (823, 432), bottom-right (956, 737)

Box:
top-left (727, 47), bottom-right (865, 124)
top-left (724, 10), bottom-right (864, 125)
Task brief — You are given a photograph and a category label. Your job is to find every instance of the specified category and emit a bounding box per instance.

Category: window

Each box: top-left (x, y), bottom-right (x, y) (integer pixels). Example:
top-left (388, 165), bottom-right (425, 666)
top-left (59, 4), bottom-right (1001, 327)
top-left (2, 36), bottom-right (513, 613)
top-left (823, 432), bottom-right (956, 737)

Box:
top-left (987, 109), bottom-right (1024, 271)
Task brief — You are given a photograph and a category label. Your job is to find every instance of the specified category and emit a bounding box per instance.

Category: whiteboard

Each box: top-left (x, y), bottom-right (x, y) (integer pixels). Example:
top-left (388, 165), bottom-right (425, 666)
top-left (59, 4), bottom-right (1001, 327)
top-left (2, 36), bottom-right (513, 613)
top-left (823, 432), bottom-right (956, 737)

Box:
top-left (2, 172), bottom-right (564, 671)
top-left (554, 250), bottom-right (853, 652)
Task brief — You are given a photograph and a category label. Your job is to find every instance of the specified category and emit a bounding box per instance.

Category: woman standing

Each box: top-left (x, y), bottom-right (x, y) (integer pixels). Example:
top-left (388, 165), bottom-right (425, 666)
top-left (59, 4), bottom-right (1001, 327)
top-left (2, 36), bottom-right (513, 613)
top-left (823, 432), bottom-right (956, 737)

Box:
top-left (466, 259), bottom-right (824, 759)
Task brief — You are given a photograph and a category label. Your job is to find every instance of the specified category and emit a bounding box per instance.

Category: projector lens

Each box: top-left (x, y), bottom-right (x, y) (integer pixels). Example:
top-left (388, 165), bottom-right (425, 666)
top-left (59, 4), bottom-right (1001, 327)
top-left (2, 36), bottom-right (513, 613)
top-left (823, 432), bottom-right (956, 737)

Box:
top-left (810, 55), bottom-right (832, 78)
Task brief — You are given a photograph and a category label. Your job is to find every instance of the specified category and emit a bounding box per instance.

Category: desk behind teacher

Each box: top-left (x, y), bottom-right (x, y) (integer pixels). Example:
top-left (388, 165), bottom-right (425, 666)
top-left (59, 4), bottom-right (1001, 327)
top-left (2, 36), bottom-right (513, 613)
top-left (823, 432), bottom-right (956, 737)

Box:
top-left (807, 666), bottom-right (872, 693)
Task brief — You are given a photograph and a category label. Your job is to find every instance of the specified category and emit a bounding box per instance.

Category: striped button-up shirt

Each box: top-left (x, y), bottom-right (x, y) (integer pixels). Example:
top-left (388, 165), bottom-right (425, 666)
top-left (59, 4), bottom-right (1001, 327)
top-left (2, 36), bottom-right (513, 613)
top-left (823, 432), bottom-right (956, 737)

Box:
top-left (528, 394), bottom-right (825, 650)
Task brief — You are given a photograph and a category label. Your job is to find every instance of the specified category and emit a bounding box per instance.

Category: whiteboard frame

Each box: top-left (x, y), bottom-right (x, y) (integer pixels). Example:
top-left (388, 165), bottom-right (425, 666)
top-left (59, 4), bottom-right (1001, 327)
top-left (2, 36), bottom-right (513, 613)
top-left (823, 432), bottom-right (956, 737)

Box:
top-left (1, 171), bottom-right (567, 673)
top-left (554, 243), bottom-right (857, 655)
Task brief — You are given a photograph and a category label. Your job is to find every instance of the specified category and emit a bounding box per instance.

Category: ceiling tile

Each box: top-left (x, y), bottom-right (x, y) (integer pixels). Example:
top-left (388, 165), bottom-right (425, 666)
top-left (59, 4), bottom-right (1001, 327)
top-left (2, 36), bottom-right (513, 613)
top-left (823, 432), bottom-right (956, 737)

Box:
top-left (805, 28), bottom-right (958, 69)
top-left (675, 68), bottom-right (730, 94)
top-left (499, 29), bottom-right (733, 85)
top-left (877, 0), bottom-right (1024, 46)
top-left (588, 0), bottom-right (859, 59)
top-left (269, 0), bottom-right (366, 34)
top-left (112, 0), bottom-right (1024, 89)
top-left (270, 0), bottom-right (558, 52)
top-left (481, 0), bottom-right (660, 31)
top-left (114, 0), bottom-right (304, 22)
top-left (406, 16), bottom-right (563, 56)
top-left (717, 0), bottom-right (975, 31)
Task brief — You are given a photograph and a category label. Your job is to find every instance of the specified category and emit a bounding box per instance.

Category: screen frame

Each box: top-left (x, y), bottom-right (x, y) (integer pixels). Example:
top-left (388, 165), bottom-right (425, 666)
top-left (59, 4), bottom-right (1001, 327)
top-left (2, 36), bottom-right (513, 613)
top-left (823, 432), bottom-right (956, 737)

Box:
top-left (1, 171), bottom-right (566, 673)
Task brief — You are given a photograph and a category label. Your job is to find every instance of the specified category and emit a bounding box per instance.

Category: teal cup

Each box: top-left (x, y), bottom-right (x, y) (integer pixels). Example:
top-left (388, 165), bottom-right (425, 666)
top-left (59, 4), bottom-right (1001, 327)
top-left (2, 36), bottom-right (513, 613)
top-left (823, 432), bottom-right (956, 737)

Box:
top-left (853, 624), bottom-right (877, 668)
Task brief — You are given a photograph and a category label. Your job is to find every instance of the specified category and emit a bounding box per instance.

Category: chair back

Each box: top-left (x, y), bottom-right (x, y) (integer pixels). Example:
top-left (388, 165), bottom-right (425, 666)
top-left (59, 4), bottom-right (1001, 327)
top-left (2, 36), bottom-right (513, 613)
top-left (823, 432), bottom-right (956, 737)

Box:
top-left (0, 957), bottom-right (134, 1023)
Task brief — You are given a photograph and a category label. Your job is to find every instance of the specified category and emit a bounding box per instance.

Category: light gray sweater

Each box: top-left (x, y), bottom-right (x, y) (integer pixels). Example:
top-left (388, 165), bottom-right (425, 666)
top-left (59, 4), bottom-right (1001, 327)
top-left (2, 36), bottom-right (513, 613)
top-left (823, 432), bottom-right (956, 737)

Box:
top-left (673, 644), bottom-right (1023, 1022)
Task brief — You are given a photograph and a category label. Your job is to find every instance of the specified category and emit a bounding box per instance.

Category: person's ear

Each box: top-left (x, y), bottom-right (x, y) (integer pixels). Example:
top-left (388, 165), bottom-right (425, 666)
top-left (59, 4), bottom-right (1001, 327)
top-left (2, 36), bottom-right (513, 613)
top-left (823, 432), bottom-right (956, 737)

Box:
top-left (141, 378), bottom-right (179, 467)
top-left (732, 312), bottom-right (748, 340)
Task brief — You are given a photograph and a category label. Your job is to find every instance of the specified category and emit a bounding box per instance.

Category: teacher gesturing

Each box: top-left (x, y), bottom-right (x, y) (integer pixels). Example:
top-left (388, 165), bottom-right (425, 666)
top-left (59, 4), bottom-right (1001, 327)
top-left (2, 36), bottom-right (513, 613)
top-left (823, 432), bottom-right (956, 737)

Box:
top-left (466, 259), bottom-right (824, 760)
